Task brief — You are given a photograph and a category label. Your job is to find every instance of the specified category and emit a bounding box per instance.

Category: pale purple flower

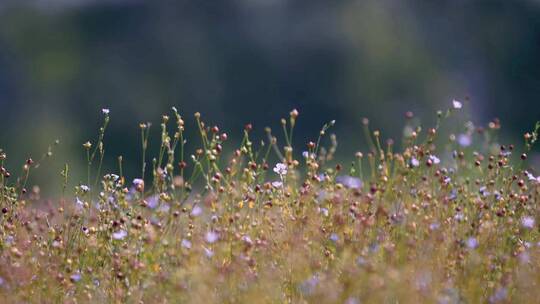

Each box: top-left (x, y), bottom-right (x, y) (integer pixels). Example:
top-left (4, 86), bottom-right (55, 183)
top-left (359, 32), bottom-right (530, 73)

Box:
top-left (447, 190), bottom-right (457, 201)
top-left (302, 151), bottom-right (315, 159)
top-left (70, 272), bottom-right (82, 282)
top-left (519, 251), bottom-right (530, 264)
top-left (181, 239), bottom-right (192, 249)
top-left (452, 100), bottom-right (462, 109)
top-left (320, 207), bottom-right (329, 217)
top-left (428, 155), bottom-right (441, 165)
top-left (335, 175), bottom-right (362, 189)
top-left (191, 205), bottom-right (203, 217)
top-left (5, 235), bottom-right (14, 245)
top-left (457, 134), bottom-right (472, 147)
top-left (112, 230), bottom-right (127, 240)
top-left (479, 186), bottom-right (490, 197)
top-left (526, 171), bottom-right (540, 184)
top-left (521, 216), bottom-right (535, 229)
top-left (356, 256), bottom-right (366, 266)
top-left (75, 197), bottom-right (84, 210)
top-left (415, 271), bottom-right (432, 291)
top-left (454, 213), bottom-right (465, 222)
top-left (242, 235), bottom-right (253, 246)
top-left (299, 275), bottom-right (319, 296)
top-left (429, 222), bottom-right (441, 231)
top-left (205, 231), bottom-right (219, 243)
top-left (271, 181), bottom-right (283, 188)
top-left (466, 237), bottom-right (478, 249)
top-left (489, 287), bottom-right (507, 303)
top-left (146, 195), bottom-right (159, 209)
top-left (410, 157), bottom-right (420, 167)
top-left (329, 233), bottom-right (339, 242)
top-left (273, 163), bottom-right (288, 176)
top-left (102, 108), bottom-right (110, 114)
top-left (158, 203), bottom-right (170, 213)
top-left (133, 178), bottom-right (144, 187)
top-left (203, 247), bottom-right (214, 258)
top-left (345, 297), bottom-right (360, 304)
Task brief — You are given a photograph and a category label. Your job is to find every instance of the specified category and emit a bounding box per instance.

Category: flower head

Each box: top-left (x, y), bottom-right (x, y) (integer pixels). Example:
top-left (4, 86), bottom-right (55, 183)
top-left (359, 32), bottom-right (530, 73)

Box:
top-left (522, 216), bottom-right (535, 229)
top-left (80, 185), bottom-right (90, 193)
top-left (457, 134), bottom-right (472, 147)
top-left (428, 155), bottom-right (441, 165)
top-left (102, 108), bottom-right (110, 114)
top-left (335, 175), bottom-right (362, 189)
top-left (205, 231), bottom-right (219, 243)
top-left (452, 100), bottom-right (462, 109)
top-left (466, 237), bottom-right (478, 249)
top-left (273, 163), bottom-right (288, 176)
top-left (112, 230), bottom-right (127, 240)
top-left (181, 239), bottom-right (192, 249)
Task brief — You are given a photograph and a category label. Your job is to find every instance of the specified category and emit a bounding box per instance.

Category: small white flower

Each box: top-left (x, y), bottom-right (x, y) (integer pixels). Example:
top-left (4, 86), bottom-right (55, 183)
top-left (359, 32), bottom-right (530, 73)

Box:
top-left (410, 157), bottom-right (420, 167)
top-left (112, 230), bottom-right (127, 240)
top-left (102, 108), bottom-right (110, 114)
top-left (80, 185), bottom-right (90, 193)
top-left (132, 178), bottom-right (144, 186)
top-left (273, 163), bottom-right (288, 176)
top-left (522, 216), bottom-right (535, 229)
top-left (452, 100), bottom-right (462, 109)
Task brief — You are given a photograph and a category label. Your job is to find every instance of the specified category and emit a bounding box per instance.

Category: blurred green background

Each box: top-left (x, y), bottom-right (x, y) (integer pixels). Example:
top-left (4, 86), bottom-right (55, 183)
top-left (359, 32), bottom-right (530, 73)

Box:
top-left (1, 1), bottom-right (539, 194)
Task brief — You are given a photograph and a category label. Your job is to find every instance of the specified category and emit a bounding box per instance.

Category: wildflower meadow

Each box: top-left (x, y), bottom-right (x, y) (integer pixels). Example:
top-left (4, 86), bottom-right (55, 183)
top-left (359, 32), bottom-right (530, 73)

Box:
top-left (1, 102), bottom-right (540, 303)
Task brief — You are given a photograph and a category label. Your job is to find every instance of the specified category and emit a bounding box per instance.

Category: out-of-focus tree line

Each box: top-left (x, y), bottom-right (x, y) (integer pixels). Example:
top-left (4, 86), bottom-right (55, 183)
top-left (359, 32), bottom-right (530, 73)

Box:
top-left (1, 0), bottom-right (539, 193)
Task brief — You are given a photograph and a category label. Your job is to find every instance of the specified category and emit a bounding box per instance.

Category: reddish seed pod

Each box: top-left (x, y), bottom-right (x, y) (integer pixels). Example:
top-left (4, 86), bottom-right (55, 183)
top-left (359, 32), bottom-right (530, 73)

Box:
top-left (244, 123), bottom-right (253, 132)
top-left (211, 126), bottom-right (219, 133)
top-left (307, 141), bottom-right (315, 149)
top-left (521, 153), bottom-right (527, 160)
top-left (179, 161), bottom-right (187, 169)
top-left (220, 133), bottom-right (228, 141)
